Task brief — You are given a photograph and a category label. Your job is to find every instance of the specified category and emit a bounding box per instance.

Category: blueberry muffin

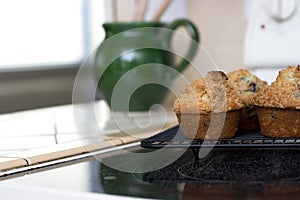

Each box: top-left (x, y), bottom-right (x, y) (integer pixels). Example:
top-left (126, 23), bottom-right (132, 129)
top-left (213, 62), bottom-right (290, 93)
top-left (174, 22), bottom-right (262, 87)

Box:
top-left (254, 66), bottom-right (300, 138)
top-left (173, 71), bottom-right (244, 139)
top-left (228, 69), bottom-right (267, 131)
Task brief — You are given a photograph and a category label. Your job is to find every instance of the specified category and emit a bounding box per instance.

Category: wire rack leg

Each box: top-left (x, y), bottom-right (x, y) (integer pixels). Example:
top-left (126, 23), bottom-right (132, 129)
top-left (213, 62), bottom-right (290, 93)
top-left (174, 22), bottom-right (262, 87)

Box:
top-left (191, 147), bottom-right (200, 162)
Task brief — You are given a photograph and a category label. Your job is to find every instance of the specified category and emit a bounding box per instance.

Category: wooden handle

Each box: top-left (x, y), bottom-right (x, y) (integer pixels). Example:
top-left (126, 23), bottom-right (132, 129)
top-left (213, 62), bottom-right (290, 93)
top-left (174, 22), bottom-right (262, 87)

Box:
top-left (151, 0), bottom-right (173, 21)
top-left (133, 0), bottom-right (148, 21)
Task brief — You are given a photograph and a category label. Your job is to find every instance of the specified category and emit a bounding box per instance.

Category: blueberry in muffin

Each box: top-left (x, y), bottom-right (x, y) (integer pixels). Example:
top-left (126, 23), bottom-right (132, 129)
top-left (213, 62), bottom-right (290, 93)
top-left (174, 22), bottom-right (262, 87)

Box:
top-left (228, 69), bottom-right (267, 131)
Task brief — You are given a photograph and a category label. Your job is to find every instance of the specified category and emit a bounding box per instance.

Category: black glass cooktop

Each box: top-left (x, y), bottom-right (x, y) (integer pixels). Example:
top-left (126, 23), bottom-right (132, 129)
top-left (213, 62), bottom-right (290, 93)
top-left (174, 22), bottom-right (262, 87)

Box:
top-left (4, 145), bottom-right (300, 199)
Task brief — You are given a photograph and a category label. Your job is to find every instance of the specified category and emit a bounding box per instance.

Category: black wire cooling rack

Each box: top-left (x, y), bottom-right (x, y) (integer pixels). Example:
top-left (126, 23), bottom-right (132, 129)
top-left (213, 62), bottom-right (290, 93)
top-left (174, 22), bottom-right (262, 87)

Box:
top-left (141, 125), bottom-right (300, 149)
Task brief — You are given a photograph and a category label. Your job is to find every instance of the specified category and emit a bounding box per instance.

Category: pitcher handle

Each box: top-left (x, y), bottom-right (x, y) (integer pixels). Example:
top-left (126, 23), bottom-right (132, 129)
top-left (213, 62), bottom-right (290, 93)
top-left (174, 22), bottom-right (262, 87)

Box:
top-left (166, 19), bottom-right (200, 72)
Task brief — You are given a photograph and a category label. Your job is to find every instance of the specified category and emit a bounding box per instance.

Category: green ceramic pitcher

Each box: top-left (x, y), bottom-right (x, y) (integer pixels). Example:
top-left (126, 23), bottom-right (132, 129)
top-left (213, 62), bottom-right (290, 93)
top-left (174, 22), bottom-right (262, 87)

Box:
top-left (95, 19), bottom-right (199, 111)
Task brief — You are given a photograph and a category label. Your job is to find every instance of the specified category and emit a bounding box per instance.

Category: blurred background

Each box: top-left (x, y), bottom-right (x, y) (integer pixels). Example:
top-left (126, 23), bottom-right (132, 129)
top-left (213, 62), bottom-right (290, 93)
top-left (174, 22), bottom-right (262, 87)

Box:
top-left (0, 0), bottom-right (299, 113)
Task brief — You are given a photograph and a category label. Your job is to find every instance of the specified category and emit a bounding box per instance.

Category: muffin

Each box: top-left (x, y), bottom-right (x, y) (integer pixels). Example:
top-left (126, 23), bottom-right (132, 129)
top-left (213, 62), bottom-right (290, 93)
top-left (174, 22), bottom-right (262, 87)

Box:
top-left (173, 71), bottom-right (244, 139)
top-left (228, 69), bottom-right (268, 131)
top-left (254, 66), bottom-right (300, 138)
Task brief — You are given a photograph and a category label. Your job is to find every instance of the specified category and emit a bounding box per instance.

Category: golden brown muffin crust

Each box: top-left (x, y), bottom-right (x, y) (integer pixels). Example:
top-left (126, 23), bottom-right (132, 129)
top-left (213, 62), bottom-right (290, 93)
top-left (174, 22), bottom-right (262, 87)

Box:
top-left (176, 111), bottom-right (240, 139)
top-left (256, 107), bottom-right (300, 137)
top-left (228, 69), bottom-right (268, 106)
top-left (173, 71), bottom-right (244, 114)
top-left (254, 66), bottom-right (300, 109)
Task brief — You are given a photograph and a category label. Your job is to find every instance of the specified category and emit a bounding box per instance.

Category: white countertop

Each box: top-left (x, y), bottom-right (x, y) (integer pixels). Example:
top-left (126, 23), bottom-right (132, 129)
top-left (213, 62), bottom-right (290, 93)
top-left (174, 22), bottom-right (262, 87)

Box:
top-left (0, 100), bottom-right (177, 172)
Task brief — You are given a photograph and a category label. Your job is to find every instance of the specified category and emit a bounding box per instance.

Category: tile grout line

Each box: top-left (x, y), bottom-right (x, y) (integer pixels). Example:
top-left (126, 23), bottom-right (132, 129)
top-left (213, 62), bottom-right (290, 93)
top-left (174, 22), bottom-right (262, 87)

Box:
top-left (53, 114), bottom-right (58, 144)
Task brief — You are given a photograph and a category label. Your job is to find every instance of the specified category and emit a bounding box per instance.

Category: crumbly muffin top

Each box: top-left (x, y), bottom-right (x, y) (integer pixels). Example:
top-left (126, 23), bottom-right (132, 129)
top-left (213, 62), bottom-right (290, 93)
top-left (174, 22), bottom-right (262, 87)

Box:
top-left (173, 71), bottom-right (244, 114)
top-left (228, 69), bottom-right (268, 106)
top-left (254, 66), bottom-right (300, 109)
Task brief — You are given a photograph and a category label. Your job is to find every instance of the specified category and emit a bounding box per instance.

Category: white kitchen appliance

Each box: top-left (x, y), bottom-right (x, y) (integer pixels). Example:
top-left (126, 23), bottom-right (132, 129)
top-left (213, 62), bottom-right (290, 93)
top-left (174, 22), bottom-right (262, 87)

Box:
top-left (245, 0), bottom-right (300, 83)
